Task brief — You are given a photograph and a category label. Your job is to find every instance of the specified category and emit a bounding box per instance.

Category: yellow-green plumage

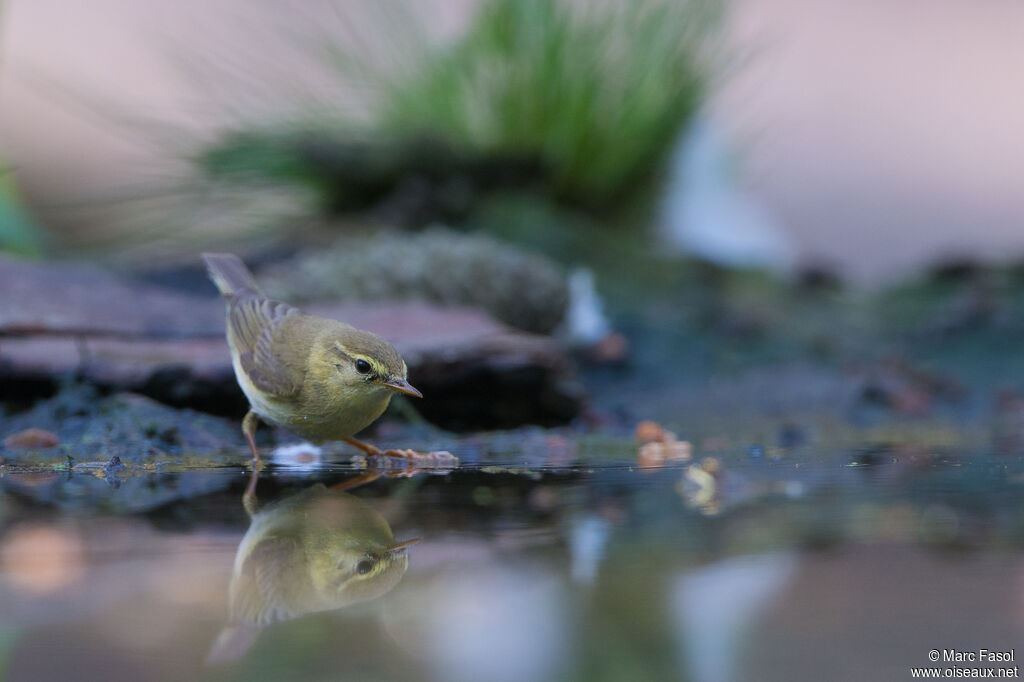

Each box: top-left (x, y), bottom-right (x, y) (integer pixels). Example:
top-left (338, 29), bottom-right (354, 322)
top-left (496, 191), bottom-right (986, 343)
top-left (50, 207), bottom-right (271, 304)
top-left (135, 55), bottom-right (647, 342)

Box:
top-left (202, 253), bottom-right (419, 454)
top-left (207, 483), bottom-right (415, 663)
top-left (231, 485), bottom-right (410, 625)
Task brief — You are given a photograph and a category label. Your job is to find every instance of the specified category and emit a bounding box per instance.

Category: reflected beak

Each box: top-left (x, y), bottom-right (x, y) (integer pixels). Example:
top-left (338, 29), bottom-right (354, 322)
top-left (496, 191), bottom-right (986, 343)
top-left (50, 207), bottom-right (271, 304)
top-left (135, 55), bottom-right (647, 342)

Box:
top-left (385, 537), bottom-right (421, 554)
top-left (382, 378), bottom-right (423, 398)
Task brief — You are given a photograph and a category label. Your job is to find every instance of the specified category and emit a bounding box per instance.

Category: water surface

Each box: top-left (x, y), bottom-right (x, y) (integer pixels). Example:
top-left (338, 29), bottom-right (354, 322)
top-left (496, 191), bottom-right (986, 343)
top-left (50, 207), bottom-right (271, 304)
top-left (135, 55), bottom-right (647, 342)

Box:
top-left (1, 447), bottom-right (1021, 682)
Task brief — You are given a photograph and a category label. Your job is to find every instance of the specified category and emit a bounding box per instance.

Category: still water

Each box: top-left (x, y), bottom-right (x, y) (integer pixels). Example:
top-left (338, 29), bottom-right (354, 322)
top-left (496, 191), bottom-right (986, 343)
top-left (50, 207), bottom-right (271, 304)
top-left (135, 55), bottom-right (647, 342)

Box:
top-left (0, 448), bottom-right (1021, 682)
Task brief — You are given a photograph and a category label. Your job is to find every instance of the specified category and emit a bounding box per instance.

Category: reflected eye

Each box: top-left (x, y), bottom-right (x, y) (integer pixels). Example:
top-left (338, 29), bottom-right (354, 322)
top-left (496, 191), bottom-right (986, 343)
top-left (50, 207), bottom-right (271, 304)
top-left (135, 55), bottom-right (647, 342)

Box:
top-left (356, 559), bottom-right (374, 575)
top-left (355, 359), bottom-right (372, 375)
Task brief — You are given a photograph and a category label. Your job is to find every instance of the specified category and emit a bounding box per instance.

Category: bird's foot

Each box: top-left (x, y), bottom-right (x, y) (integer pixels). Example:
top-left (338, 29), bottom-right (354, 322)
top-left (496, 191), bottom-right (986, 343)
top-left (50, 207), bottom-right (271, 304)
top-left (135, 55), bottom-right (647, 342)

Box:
top-left (358, 449), bottom-right (458, 477)
top-left (380, 448), bottom-right (458, 466)
top-left (344, 438), bottom-right (457, 468)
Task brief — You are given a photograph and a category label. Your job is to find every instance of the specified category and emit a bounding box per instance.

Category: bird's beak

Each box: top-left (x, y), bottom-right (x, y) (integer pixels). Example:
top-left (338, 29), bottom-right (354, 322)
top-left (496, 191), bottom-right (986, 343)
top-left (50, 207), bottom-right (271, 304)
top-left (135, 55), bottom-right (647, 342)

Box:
top-left (385, 537), bottom-right (421, 554)
top-left (382, 378), bottom-right (423, 398)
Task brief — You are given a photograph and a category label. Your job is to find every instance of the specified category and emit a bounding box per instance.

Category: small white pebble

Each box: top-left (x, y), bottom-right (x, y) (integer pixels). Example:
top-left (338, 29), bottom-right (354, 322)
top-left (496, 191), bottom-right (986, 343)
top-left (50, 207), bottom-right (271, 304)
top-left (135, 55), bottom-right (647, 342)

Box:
top-left (270, 442), bottom-right (323, 470)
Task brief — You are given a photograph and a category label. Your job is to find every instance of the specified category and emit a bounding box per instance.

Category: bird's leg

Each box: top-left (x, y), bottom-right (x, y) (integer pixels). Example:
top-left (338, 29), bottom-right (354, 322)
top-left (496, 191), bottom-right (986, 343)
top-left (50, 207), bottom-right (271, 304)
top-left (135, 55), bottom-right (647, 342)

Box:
top-left (329, 471), bottom-right (382, 492)
top-left (242, 411), bottom-right (263, 465)
top-left (243, 466), bottom-right (260, 516)
top-left (343, 437), bottom-right (382, 456)
top-left (344, 437), bottom-right (456, 467)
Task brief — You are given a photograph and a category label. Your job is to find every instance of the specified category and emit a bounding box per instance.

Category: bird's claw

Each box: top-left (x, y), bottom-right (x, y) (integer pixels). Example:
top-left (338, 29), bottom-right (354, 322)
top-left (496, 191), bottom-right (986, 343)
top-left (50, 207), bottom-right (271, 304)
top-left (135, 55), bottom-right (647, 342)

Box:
top-left (361, 449), bottom-right (459, 476)
top-left (381, 448), bottom-right (458, 464)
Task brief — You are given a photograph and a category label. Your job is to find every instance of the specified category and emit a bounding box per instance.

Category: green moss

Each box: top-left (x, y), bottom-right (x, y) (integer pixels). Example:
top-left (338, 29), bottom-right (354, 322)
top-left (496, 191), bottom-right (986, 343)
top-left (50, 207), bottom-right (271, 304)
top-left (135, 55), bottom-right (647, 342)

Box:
top-left (259, 226), bottom-right (570, 334)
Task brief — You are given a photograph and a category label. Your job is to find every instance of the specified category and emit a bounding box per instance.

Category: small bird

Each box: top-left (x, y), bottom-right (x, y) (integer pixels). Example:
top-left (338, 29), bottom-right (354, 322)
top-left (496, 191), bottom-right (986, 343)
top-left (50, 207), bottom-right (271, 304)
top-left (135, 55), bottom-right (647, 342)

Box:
top-left (207, 480), bottom-right (417, 663)
top-left (202, 252), bottom-right (423, 462)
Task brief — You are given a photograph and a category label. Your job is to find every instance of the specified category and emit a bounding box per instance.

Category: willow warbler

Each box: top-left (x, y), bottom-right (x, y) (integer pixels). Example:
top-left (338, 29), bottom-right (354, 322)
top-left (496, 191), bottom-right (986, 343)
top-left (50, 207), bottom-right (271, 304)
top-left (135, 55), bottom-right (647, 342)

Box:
top-left (202, 252), bottom-right (422, 462)
top-left (207, 479), bottom-right (417, 663)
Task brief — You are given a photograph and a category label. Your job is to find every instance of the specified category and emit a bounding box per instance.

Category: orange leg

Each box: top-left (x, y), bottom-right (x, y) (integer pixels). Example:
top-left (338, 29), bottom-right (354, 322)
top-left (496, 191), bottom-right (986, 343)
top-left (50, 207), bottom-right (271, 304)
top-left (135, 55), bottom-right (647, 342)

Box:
top-left (242, 411), bottom-right (263, 465)
top-left (328, 471), bottom-right (383, 492)
top-left (343, 437), bottom-right (381, 456)
top-left (242, 465), bottom-right (260, 516)
top-left (344, 437), bottom-right (457, 467)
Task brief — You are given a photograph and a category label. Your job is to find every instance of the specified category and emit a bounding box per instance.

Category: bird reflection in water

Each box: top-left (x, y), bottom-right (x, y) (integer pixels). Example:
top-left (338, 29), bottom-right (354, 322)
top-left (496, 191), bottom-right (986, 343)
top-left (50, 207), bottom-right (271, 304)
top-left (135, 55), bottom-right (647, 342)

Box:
top-left (207, 468), bottom-right (418, 663)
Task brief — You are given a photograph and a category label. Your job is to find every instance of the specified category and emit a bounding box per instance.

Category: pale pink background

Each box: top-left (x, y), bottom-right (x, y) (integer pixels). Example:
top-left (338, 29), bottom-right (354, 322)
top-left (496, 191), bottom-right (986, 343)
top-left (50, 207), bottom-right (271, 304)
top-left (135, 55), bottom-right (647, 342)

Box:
top-left (2, 0), bottom-right (1023, 284)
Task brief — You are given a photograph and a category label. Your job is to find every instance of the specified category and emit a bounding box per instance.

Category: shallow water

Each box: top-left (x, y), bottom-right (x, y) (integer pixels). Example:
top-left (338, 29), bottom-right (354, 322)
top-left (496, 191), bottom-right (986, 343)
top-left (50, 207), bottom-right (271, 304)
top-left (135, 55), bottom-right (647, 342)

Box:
top-left (0, 447), bottom-right (1021, 682)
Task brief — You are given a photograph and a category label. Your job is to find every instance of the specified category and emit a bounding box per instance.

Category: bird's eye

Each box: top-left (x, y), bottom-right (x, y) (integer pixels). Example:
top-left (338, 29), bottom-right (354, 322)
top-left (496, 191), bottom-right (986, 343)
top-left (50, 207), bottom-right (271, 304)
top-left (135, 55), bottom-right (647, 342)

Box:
top-left (356, 559), bottom-right (374, 575)
top-left (355, 359), bottom-right (372, 375)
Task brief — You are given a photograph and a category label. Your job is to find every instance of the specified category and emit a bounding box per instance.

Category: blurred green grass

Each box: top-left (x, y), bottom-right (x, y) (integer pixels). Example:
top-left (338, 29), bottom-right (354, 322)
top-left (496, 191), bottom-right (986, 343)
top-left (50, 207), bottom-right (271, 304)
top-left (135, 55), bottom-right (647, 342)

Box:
top-left (0, 161), bottom-right (43, 257)
top-left (196, 0), bottom-right (719, 223)
top-left (371, 0), bottom-right (716, 207)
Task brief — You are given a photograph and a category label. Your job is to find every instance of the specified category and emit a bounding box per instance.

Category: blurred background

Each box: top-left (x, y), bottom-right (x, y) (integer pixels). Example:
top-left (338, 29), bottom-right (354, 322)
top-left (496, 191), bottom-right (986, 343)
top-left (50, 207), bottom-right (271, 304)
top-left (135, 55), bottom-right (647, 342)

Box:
top-left (3, 0), bottom-right (1024, 282)
top-left (3, 2), bottom-right (1024, 681)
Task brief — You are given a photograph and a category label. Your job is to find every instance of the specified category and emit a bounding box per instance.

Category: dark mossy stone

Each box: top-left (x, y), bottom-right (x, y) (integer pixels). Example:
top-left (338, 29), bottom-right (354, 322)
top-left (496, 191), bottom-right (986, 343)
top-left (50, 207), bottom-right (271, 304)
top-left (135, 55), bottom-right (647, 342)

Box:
top-left (0, 390), bottom-right (244, 464)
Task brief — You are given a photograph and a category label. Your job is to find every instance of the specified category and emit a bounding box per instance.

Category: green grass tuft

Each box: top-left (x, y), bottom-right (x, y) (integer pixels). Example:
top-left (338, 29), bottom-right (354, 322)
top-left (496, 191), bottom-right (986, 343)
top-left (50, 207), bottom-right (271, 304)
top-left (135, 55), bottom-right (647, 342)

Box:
top-left (371, 0), bottom-right (717, 206)
top-left (199, 0), bottom-right (720, 220)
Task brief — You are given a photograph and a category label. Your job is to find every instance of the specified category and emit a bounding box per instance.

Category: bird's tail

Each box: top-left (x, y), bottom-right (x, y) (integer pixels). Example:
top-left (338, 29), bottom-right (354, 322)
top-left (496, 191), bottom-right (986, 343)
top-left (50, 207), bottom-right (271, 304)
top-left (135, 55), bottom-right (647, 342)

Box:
top-left (202, 252), bottom-right (262, 298)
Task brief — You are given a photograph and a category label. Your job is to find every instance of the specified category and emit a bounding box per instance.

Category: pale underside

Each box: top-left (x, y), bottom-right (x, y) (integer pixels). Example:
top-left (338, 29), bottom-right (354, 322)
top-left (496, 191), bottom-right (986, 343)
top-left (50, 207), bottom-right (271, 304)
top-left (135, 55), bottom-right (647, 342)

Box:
top-left (225, 292), bottom-right (393, 442)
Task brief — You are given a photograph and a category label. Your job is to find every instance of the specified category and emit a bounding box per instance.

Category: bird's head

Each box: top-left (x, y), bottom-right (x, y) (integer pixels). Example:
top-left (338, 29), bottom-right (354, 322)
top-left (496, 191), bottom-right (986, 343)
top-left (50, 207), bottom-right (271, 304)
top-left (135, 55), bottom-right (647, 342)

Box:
top-left (322, 536), bottom-right (419, 604)
top-left (303, 492), bottom-right (419, 606)
top-left (325, 329), bottom-right (422, 399)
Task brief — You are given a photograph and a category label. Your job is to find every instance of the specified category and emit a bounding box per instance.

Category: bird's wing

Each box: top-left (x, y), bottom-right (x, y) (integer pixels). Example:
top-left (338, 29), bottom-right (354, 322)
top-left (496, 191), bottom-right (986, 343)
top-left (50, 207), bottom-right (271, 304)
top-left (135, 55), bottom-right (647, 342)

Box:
top-left (227, 293), bottom-right (306, 398)
top-left (230, 535), bottom-right (304, 626)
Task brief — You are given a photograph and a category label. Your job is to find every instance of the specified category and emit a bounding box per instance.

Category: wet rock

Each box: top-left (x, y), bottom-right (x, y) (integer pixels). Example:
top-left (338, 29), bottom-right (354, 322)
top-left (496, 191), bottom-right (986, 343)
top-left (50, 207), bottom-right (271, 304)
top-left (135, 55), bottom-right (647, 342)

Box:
top-left (102, 455), bottom-right (125, 474)
top-left (258, 227), bottom-right (570, 335)
top-left (3, 427), bottom-right (60, 450)
top-left (398, 322), bottom-right (583, 430)
top-left (0, 255), bottom-right (222, 338)
top-left (0, 256), bottom-right (583, 428)
top-left (854, 357), bottom-right (964, 417)
top-left (0, 391), bottom-right (244, 464)
top-left (0, 391), bottom-right (245, 511)
top-left (0, 335), bottom-right (246, 414)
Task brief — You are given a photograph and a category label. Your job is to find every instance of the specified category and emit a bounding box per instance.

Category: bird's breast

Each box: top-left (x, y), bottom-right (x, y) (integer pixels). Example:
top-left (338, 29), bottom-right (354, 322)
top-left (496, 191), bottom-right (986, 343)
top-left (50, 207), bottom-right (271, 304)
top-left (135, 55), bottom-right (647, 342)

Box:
top-left (289, 384), bottom-right (394, 442)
